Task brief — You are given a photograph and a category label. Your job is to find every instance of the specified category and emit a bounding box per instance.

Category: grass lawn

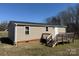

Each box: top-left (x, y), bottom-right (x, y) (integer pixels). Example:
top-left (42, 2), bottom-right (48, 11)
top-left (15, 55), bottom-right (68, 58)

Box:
top-left (0, 40), bottom-right (79, 56)
top-left (0, 31), bottom-right (79, 56)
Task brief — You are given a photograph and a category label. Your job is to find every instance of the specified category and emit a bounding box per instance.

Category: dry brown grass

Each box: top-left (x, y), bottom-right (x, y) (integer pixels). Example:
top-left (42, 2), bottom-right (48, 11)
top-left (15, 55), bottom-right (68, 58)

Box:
top-left (0, 39), bottom-right (78, 56)
top-left (0, 31), bottom-right (79, 56)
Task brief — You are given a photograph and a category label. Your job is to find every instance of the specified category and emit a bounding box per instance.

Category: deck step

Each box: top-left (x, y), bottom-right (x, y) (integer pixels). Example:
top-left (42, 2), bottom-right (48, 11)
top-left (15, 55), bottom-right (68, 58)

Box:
top-left (52, 42), bottom-right (57, 47)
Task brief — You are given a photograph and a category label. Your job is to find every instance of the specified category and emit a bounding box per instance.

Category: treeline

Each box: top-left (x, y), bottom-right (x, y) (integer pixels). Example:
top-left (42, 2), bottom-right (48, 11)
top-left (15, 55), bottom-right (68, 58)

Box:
top-left (0, 21), bottom-right (8, 31)
top-left (46, 4), bottom-right (79, 36)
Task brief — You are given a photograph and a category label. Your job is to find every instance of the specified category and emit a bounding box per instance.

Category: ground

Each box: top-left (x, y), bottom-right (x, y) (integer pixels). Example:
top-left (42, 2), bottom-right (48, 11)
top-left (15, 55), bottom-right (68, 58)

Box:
top-left (0, 31), bottom-right (79, 56)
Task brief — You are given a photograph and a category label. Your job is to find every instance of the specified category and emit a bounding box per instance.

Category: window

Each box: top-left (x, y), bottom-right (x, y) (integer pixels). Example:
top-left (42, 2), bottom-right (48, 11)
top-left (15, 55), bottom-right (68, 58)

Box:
top-left (46, 27), bottom-right (48, 31)
top-left (25, 27), bottom-right (29, 34)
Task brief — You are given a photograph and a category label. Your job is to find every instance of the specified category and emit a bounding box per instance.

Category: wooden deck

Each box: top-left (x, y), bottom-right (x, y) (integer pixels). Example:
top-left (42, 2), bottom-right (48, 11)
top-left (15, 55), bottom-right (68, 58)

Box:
top-left (40, 33), bottom-right (74, 47)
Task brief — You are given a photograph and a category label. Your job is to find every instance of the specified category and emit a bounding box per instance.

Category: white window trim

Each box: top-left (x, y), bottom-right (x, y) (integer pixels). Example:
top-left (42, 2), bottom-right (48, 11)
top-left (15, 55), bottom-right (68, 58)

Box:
top-left (25, 26), bottom-right (30, 35)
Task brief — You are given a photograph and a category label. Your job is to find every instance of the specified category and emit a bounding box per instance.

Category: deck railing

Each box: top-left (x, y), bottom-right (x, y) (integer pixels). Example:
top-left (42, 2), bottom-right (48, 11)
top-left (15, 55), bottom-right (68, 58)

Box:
top-left (40, 33), bottom-right (75, 47)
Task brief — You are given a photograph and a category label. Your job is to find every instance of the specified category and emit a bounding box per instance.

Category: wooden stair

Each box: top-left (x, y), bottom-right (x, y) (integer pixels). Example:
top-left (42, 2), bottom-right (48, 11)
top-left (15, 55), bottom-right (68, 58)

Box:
top-left (40, 33), bottom-right (74, 47)
top-left (52, 42), bottom-right (57, 47)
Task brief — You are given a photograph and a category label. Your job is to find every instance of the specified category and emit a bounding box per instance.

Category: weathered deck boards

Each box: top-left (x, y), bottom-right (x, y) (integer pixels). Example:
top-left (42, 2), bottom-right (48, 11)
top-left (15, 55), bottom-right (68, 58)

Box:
top-left (40, 33), bottom-right (74, 47)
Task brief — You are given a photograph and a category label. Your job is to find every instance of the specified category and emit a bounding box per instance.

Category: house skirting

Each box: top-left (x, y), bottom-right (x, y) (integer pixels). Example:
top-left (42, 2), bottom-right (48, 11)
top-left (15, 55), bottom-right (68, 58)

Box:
top-left (14, 39), bottom-right (40, 44)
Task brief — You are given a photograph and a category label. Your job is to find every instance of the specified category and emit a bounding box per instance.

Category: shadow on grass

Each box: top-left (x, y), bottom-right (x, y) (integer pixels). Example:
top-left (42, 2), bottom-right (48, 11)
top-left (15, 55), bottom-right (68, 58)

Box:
top-left (0, 37), bottom-right (14, 45)
top-left (56, 42), bottom-right (70, 46)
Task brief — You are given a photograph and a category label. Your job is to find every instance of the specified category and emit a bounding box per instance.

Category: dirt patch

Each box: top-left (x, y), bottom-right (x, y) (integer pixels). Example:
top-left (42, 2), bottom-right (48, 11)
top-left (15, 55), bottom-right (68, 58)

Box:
top-left (17, 40), bottom-right (40, 46)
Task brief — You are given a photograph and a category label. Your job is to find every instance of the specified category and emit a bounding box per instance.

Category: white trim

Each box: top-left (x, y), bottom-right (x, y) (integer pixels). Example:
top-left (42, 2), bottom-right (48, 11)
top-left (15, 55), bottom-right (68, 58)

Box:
top-left (14, 26), bottom-right (17, 44)
top-left (14, 23), bottom-right (17, 44)
top-left (55, 27), bottom-right (58, 36)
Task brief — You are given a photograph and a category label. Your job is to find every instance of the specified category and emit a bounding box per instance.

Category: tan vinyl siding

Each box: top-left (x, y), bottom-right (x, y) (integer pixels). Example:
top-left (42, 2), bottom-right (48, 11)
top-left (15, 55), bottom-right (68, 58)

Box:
top-left (15, 26), bottom-right (29, 41)
top-left (58, 28), bottom-right (66, 33)
top-left (16, 26), bottom-right (55, 42)
top-left (29, 27), bottom-right (55, 40)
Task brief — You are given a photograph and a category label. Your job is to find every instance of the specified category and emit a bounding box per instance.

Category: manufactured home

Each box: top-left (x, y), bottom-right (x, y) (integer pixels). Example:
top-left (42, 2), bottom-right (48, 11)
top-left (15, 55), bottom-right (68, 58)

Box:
top-left (8, 21), bottom-right (66, 44)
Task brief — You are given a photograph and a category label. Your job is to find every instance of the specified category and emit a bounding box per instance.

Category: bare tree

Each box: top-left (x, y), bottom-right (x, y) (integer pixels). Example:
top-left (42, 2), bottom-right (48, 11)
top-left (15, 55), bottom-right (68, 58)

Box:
top-left (46, 4), bottom-right (79, 38)
top-left (0, 21), bottom-right (8, 31)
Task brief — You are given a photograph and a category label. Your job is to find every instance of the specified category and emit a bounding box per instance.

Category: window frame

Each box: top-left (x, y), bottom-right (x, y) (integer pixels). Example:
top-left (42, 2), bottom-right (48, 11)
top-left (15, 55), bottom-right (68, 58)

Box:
top-left (25, 26), bottom-right (29, 34)
top-left (46, 26), bottom-right (48, 31)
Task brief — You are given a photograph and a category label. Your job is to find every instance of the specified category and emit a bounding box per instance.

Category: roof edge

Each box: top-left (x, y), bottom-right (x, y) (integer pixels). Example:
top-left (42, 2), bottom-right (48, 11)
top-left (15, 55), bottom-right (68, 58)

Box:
top-left (9, 21), bottom-right (67, 27)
